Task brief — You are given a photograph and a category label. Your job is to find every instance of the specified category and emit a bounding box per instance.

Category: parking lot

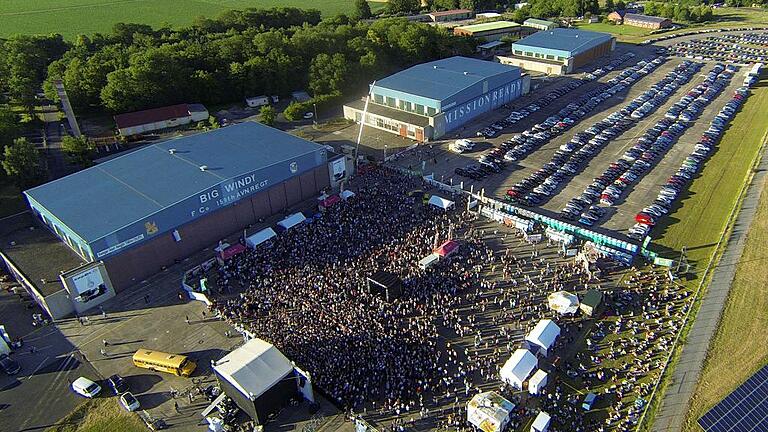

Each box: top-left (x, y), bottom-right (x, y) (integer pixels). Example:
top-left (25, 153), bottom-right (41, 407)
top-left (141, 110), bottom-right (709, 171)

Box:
top-left (389, 43), bottom-right (760, 236)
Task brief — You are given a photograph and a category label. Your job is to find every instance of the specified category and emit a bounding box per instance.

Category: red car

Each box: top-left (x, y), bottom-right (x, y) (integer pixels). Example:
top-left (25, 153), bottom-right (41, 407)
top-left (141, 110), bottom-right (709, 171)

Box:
top-left (635, 213), bottom-right (655, 226)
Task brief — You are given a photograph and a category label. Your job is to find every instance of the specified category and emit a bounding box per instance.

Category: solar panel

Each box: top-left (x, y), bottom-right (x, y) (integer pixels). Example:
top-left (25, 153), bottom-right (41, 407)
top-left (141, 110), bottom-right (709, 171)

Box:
top-left (698, 364), bottom-right (768, 432)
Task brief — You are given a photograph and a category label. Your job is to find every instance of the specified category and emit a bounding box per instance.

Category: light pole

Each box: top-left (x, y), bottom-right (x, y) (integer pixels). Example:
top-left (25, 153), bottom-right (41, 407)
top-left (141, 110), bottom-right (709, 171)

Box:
top-left (313, 103), bottom-right (318, 126)
top-left (384, 144), bottom-right (388, 161)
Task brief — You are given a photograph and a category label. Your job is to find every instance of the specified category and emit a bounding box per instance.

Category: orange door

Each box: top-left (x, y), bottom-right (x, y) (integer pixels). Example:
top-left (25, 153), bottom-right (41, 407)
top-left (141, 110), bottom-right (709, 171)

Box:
top-left (399, 125), bottom-right (407, 137)
top-left (415, 129), bottom-right (424, 142)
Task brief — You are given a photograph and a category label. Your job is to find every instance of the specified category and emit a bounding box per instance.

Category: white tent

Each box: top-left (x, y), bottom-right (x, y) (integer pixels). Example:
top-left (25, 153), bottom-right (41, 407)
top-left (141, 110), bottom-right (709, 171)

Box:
top-left (528, 369), bottom-right (548, 395)
top-left (531, 411), bottom-right (551, 432)
top-left (466, 391), bottom-right (515, 432)
top-left (428, 195), bottom-right (455, 210)
top-left (212, 338), bottom-right (294, 400)
top-left (500, 349), bottom-right (538, 390)
top-left (525, 319), bottom-right (561, 357)
top-left (341, 190), bottom-right (355, 200)
top-left (547, 291), bottom-right (580, 315)
top-left (245, 227), bottom-right (277, 249)
top-left (277, 212), bottom-right (306, 231)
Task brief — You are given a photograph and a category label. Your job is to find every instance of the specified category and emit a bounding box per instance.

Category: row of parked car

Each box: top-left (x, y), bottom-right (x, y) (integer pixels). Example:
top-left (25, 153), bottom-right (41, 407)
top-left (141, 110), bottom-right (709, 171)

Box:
top-left (667, 33), bottom-right (768, 64)
top-left (499, 57), bottom-right (666, 208)
top-left (631, 85), bottom-right (748, 240)
top-left (597, 64), bottom-right (734, 228)
top-left (640, 26), bottom-right (768, 46)
top-left (546, 61), bottom-right (704, 224)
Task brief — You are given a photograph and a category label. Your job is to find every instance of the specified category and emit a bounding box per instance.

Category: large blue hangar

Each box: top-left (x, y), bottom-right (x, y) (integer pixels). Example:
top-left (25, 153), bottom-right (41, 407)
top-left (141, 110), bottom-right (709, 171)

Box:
top-left (343, 56), bottom-right (529, 141)
top-left (25, 122), bottom-right (337, 290)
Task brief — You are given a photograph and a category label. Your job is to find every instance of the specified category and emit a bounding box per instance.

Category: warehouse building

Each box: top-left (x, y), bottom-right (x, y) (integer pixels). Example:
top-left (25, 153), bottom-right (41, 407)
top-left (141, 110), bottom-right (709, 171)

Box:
top-left (496, 28), bottom-right (615, 75)
top-left (453, 21), bottom-right (525, 42)
top-left (343, 56), bottom-right (528, 142)
top-left (114, 103), bottom-right (209, 136)
top-left (427, 9), bottom-right (474, 22)
top-left (608, 12), bottom-right (672, 29)
top-left (24, 122), bottom-right (338, 293)
top-left (523, 18), bottom-right (558, 31)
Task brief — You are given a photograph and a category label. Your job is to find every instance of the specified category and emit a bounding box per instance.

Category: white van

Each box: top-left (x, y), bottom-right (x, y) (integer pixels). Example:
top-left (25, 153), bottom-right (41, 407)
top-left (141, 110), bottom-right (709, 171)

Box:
top-left (418, 253), bottom-right (440, 270)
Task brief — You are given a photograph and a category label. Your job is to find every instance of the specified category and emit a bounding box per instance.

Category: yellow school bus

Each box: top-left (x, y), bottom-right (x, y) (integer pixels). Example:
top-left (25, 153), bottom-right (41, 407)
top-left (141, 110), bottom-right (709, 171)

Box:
top-left (132, 349), bottom-right (197, 377)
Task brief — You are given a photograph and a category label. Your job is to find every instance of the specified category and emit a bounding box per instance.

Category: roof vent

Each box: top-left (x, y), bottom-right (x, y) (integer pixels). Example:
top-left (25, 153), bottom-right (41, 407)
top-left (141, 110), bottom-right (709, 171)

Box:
top-left (199, 165), bottom-right (208, 171)
top-left (464, 71), bottom-right (469, 75)
top-left (433, 65), bottom-right (439, 69)
top-left (168, 148), bottom-right (177, 154)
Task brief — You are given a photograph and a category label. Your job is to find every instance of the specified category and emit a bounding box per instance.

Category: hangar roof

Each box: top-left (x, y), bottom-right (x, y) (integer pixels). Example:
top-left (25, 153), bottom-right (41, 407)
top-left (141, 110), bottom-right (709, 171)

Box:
top-left (454, 20), bottom-right (521, 33)
top-left (372, 56), bottom-right (520, 102)
top-left (25, 122), bottom-right (323, 243)
top-left (513, 28), bottom-right (613, 56)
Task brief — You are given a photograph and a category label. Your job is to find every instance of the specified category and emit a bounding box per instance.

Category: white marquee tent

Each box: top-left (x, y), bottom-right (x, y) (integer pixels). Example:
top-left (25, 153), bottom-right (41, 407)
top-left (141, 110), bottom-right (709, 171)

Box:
top-left (500, 349), bottom-right (538, 390)
top-left (525, 319), bottom-right (561, 357)
top-left (341, 190), bottom-right (355, 200)
top-left (528, 369), bottom-right (548, 395)
top-left (547, 291), bottom-right (579, 315)
top-left (212, 338), bottom-right (294, 400)
top-left (531, 411), bottom-right (551, 432)
top-left (277, 212), bottom-right (306, 231)
top-left (428, 195), bottom-right (455, 211)
top-left (466, 391), bottom-right (515, 432)
top-left (245, 227), bottom-right (277, 249)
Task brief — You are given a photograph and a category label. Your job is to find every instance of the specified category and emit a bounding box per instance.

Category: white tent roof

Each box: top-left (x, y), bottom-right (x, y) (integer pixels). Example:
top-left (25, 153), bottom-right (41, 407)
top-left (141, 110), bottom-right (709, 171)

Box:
top-left (525, 319), bottom-right (561, 351)
top-left (532, 411), bottom-right (551, 431)
top-left (245, 227), bottom-right (276, 249)
top-left (428, 195), bottom-right (454, 210)
top-left (467, 391), bottom-right (514, 432)
top-left (500, 349), bottom-right (537, 384)
top-left (547, 291), bottom-right (579, 315)
top-left (529, 369), bottom-right (548, 387)
top-left (341, 190), bottom-right (355, 200)
top-left (277, 212), bottom-right (306, 230)
top-left (213, 338), bottom-right (293, 399)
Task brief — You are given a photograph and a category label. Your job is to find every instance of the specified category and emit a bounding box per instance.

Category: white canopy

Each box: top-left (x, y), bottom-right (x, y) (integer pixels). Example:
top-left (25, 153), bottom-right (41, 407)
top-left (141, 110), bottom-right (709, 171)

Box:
top-left (525, 319), bottom-right (561, 356)
top-left (531, 411), bottom-right (551, 432)
top-left (277, 212), bottom-right (306, 231)
top-left (245, 227), bottom-right (276, 249)
top-left (466, 391), bottom-right (514, 432)
top-left (548, 291), bottom-right (580, 315)
top-left (528, 369), bottom-right (548, 395)
top-left (341, 190), bottom-right (355, 200)
top-left (500, 349), bottom-right (538, 389)
top-left (212, 338), bottom-right (293, 399)
top-left (428, 195), bottom-right (454, 210)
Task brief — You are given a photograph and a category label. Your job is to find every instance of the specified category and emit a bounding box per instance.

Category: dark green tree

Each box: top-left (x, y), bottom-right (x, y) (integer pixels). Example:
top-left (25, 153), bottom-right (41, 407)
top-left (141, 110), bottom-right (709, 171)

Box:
top-left (388, 0), bottom-right (420, 14)
top-left (259, 105), bottom-right (277, 126)
top-left (605, 0), bottom-right (615, 11)
top-left (2, 138), bottom-right (46, 189)
top-left (0, 107), bottom-right (21, 149)
top-left (61, 135), bottom-right (94, 167)
top-left (354, 0), bottom-right (373, 19)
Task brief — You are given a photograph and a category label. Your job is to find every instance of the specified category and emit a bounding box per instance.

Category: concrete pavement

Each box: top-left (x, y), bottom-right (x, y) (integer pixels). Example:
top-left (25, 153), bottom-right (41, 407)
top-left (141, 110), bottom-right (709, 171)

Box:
top-left (651, 132), bottom-right (768, 431)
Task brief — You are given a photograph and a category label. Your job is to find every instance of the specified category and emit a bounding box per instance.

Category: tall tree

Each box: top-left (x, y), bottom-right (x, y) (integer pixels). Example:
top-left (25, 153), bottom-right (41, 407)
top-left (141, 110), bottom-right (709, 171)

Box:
top-left (433, 0), bottom-right (460, 9)
top-left (61, 135), bottom-right (94, 167)
top-left (2, 138), bottom-right (46, 189)
top-left (388, 0), bottom-right (420, 14)
top-left (0, 107), bottom-right (21, 149)
top-left (259, 105), bottom-right (277, 126)
top-left (354, 0), bottom-right (373, 19)
top-left (605, 0), bottom-right (615, 12)
top-left (309, 53), bottom-right (350, 95)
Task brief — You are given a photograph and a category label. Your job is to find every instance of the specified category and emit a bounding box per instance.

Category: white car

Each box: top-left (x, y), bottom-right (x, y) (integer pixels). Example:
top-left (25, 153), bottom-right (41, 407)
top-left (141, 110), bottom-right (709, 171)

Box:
top-left (303, 112), bottom-right (314, 119)
top-left (72, 377), bottom-right (101, 398)
top-left (120, 392), bottom-right (140, 412)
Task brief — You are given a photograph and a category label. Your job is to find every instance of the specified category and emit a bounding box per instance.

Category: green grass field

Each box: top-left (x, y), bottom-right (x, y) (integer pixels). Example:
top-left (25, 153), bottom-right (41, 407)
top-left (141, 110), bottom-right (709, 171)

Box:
top-left (639, 78), bottom-right (768, 431)
top-left (45, 398), bottom-right (146, 432)
top-left (0, 0), bottom-right (386, 39)
top-left (575, 22), bottom-right (652, 36)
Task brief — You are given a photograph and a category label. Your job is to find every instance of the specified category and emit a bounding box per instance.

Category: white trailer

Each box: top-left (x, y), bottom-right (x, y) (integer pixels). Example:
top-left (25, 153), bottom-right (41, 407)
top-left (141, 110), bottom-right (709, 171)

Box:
top-left (245, 95), bottom-right (270, 108)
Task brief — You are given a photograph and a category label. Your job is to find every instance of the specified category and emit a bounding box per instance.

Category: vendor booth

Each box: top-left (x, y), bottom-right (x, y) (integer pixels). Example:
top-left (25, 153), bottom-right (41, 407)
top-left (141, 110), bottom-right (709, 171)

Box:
top-left (524, 319), bottom-right (560, 357)
top-left (419, 253), bottom-right (440, 270)
top-left (428, 195), bottom-right (455, 211)
top-left (341, 189), bottom-right (355, 200)
top-left (245, 228), bottom-right (277, 249)
top-left (580, 289), bottom-right (603, 317)
top-left (531, 411), bottom-right (551, 432)
top-left (435, 240), bottom-right (459, 257)
top-left (500, 349), bottom-right (538, 390)
top-left (528, 369), bottom-right (548, 395)
top-left (277, 212), bottom-right (306, 231)
top-left (466, 391), bottom-right (515, 432)
top-left (547, 291), bottom-right (579, 315)
top-left (217, 243), bottom-right (246, 265)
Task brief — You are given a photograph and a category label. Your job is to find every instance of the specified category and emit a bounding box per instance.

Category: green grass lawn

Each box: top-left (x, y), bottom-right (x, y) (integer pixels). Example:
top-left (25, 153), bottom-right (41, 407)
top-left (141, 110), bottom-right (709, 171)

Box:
top-left (46, 398), bottom-right (146, 432)
top-left (639, 78), bottom-right (768, 430)
top-left (0, 0), bottom-right (386, 39)
top-left (575, 22), bottom-right (652, 36)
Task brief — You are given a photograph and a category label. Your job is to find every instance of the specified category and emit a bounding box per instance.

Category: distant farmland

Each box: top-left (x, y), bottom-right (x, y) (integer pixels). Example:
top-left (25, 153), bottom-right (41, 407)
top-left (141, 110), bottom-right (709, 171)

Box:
top-left (0, 0), bottom-right (387, 39)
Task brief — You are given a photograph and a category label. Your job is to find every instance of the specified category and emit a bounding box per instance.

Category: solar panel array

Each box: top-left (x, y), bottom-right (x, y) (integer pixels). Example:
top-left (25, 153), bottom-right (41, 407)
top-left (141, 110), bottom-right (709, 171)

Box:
top-left (698, 364), bottom-right (768, 432)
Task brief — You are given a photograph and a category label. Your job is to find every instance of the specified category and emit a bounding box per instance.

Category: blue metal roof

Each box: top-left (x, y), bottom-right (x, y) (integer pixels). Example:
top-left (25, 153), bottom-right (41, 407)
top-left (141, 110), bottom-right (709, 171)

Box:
top-left (373, 56), bottom-right (520, 102)
top-left (513, 28), bottom-right (613, 56)
top-left (25, 122), bottom-right (325, 244)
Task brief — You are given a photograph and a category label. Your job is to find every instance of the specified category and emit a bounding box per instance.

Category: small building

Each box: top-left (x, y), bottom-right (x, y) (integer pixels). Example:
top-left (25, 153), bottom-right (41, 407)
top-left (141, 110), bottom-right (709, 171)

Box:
top-left (523, 18), bottom-right (558, 31)
top-left (246, 96), bottom-right (270, 108)
top-left (114, 103), bottom-right (209, 137)
top-left (514, 2), bottom-right (529, 9)
top-left (291, 91), bottom-right (311, 102)
top-left (476, 12), bottom-right (502, 19)
top-left (467, 391), bottom-right (515, 432)
top-left (524, 319), bottom-right (561, 357)
top-left (212, 338), bottom-right (299, 425)
top-left (454, 21), bottom-right (523, 42)
top-left (497, 28), bottom-right (615, 75)
top-left (531, 411), bottom-right (552, 432)
top-left (500, 349), bottom-right (538, 390)
top-left (478, 40), bottom-right (507, 56)
top-left (610, 11), bottom-right (672, 29)
top-left (580, 289), bottom-right (604, 317)
top-left (528, 369), bottom-right (548, 395)
top-left (427, 9), bottom-right (474, 22)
